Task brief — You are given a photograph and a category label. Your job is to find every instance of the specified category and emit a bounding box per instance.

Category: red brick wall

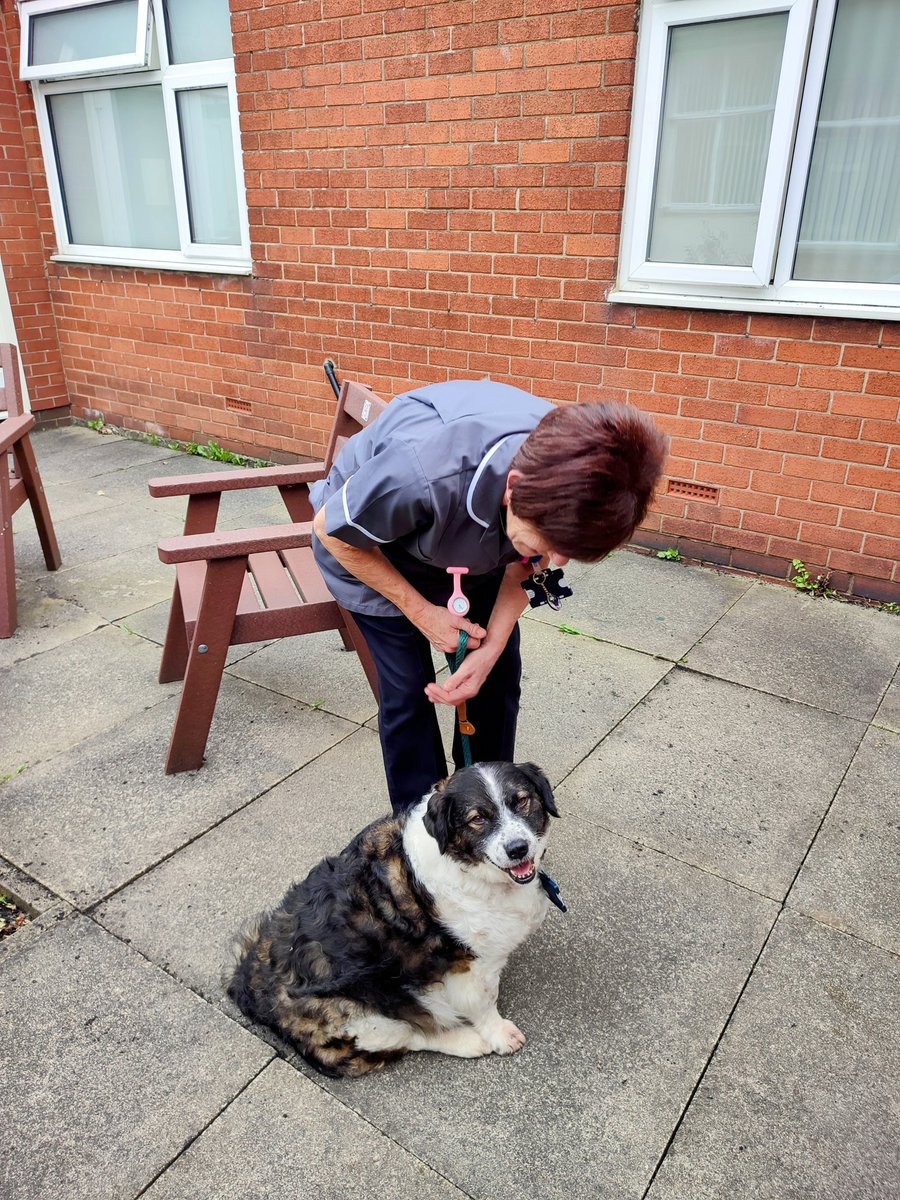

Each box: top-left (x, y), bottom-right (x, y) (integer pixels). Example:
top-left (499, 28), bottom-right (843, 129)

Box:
top-left (0, 7), bottom-right (67, 413)
top-left (0, 1), bottom-right (897, 599)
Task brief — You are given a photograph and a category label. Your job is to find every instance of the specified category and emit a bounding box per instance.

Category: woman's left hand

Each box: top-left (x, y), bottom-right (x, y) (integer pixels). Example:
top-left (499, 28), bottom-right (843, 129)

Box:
top-left (424, 644), bottom-right (500, 707)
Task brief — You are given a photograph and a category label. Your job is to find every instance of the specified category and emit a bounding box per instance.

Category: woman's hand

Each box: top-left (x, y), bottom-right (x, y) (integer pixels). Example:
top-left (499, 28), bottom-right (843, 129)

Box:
top-left (410, 601), bottom-right (486, 655)
top-left (424, 643), bottom-right (500, 706)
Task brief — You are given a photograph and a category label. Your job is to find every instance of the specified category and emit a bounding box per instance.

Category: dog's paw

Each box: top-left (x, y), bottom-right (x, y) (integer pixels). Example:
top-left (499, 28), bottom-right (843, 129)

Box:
top-left (484, 1018), bottom-right (526, 1056)
top-left (436, 1026), bottom-right (492, 1058)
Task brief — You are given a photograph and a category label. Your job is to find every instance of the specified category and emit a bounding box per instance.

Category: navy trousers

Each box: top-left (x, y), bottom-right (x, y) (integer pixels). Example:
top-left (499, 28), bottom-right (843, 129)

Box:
top-left (351, 566), bottom-right (522, 814)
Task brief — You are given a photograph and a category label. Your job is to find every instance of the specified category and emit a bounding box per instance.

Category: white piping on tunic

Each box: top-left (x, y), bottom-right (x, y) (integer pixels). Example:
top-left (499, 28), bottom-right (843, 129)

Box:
top-left (340, 475), bottom-right (390, 544)
top-left (466, 436), bottom-right (513, 529)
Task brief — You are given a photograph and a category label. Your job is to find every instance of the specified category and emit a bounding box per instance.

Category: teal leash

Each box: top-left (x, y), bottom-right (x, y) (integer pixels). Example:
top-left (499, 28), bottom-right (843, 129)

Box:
top-left (446, 629), bottom-right (473, 767)
top-left (445, 626), bottom-right (568, 912)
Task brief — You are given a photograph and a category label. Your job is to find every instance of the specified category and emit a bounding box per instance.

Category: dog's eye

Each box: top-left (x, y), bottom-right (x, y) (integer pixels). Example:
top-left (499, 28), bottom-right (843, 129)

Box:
top-left (467, 814), bottom-right (487, 829)
top-left (514, 795), bottom-right (531, 814)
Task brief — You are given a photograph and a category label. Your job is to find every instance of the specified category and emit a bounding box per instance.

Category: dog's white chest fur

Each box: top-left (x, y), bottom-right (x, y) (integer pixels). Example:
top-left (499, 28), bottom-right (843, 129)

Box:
top-left (403, 804), bottom-right (549, 966)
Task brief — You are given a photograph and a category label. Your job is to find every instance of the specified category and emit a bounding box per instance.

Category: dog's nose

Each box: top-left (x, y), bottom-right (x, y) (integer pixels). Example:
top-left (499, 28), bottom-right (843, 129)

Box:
top-left (505, 838), bottom-right (529, 861)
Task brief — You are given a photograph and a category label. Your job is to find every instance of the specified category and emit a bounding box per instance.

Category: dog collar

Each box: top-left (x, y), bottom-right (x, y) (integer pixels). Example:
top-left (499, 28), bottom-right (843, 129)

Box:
top-left (538, 869), bottom-right (568, 913)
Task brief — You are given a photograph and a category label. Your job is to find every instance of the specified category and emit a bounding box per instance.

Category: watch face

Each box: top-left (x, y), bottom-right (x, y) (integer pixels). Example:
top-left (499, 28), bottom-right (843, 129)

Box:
top-left (451, 596), bottom-right (469, 615)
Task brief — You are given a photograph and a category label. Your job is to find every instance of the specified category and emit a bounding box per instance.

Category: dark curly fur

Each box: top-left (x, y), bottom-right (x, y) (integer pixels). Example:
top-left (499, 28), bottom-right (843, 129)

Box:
top-left (228, 814), bottom-right (473, 1077)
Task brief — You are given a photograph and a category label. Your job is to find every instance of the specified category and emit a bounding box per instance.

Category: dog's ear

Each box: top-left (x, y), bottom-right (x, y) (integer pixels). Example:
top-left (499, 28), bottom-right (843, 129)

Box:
top-left (517, 762), bottom-right (559, 818)
top-left (423, 780), bottom-right (453, 852)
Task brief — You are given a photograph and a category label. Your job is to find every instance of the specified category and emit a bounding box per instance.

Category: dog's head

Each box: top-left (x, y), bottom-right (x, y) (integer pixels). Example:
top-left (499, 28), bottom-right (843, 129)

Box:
top-left (422, 762), bottom-right (558, 885)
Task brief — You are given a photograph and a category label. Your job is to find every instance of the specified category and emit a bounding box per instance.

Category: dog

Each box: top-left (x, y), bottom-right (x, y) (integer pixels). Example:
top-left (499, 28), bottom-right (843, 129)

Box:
top-left (228, 761), bottom-right (560, 1077)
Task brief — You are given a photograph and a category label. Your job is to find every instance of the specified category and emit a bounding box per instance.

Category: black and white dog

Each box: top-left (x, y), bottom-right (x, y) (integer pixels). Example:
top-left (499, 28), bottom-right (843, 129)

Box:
top-left (228, 761), bottom-right (559, 1077)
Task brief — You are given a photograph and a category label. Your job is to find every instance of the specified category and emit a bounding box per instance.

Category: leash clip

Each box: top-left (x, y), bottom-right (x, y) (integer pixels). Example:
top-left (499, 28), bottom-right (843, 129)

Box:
top-left (538, 869), bottom-right (568, 913)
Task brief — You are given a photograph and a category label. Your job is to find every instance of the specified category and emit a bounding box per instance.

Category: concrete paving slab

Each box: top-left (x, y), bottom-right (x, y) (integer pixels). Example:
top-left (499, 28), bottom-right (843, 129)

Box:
top-left (527, 550), bottom-right (752, 660)
top-left (14, 495), bottom-right (182, 576)
top-left (13, 477), bottom-right (122, 528)
top-left (327, 617), bottom-right (672, 782)
top-left (557, 668), bottom-right (865, 898)
top-left (0, 582), bottom-right (103, 669)
top-left (0, 915), bottom-right (272, 1200)
top-left (686, 583), bottom-right (900, 720)
top-left (96, 728), bottom-right (385, 998)
top-left (99, 450), bottom-right (303, 527)
top-left (0, 623), bottom-right (176, 777)
top-left (114, 597), bottom-right (268, 666)
top-left (873, 665), bottom-right (900, 734)
top-left (788, 726), bottom-right (900, 954)
top-left (25, 426), bottom-right (113, 480)
top-left (645, 911), bottom-right (900, 1200)
top-left (143, 1059), bottom-right (469, 1200)
top-left (227, 628), bottom-right (380, 724)
top-left (516, 617), bottom-right (673, 783)
top-left (0, 675), bottom-right (357, 907)
top-left (36, 542), bottom-right (179, 622)
top-left (318, 821), bottom-right (776, 1200)
top-left (0, 855), bottom-right (72, 967)
top-left (34, 431), bottom-right (177, 485)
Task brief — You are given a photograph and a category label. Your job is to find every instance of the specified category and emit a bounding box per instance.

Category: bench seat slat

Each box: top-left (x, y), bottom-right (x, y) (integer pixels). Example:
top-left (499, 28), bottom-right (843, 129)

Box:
top-left (281, 546), bottom-right (335, 604)
top-left (176, 559), bottom-right (258, 626)
top-left (249, 551), bottom-right (302, 611)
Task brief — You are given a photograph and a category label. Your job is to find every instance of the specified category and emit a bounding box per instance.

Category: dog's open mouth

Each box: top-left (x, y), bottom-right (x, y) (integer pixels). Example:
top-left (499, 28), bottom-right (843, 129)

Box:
top-left (504, 860), bottom-right (536, 884)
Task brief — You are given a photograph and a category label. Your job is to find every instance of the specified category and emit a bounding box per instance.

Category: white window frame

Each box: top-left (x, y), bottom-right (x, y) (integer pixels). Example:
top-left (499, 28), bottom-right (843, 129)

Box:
top-left (614, 0), bottom-right (900, 319)
top-left (19, 0), bottom-right (152, 81)
top-left (24, 0), bottom-right (250, 274)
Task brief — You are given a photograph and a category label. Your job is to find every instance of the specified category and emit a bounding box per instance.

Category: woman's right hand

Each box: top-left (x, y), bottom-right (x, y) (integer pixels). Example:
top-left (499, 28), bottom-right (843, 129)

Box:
top-left (410, 602), bottom-right (486, 654)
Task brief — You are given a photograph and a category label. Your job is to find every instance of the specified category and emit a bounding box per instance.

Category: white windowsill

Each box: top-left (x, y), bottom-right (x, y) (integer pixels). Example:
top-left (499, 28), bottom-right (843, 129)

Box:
top-left (608, 289), bottom-right (900, 322)
top-left (51, 253), bottom-right (252, 276)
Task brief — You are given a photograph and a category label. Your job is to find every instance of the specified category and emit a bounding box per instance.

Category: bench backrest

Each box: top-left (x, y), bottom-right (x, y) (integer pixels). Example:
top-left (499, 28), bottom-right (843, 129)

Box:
top-left (324, 379), bottom-right (388, 472)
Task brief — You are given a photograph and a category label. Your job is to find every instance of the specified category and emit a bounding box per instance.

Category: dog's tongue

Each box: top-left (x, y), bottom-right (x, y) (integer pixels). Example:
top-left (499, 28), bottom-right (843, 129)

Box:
top-left (510, 860), bottom-right (534, 879)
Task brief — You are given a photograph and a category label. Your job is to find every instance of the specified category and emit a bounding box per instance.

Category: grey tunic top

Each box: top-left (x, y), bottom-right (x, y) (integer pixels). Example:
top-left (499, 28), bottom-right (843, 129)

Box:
top-left (309, 379), bottom-right (555, 617)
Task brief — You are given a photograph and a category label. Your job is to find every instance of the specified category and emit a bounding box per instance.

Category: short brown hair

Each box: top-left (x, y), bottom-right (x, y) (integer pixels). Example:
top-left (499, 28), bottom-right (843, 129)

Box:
top-left (509, 402), bottom-right (668, 561)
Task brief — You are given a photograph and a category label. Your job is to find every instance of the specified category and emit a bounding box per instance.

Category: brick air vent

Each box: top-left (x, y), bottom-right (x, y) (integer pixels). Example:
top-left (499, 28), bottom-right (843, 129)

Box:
top-left (225, 397), bottom-right (252, 413)
top-left (667, 479), bottom-right (720, 503)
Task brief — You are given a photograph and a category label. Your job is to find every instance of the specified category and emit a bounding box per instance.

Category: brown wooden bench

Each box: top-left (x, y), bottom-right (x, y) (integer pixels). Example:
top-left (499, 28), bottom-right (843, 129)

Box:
top-left (149, 377), bottom-right (385, 773)
top-left (1, 343), bottom-right (61, 638)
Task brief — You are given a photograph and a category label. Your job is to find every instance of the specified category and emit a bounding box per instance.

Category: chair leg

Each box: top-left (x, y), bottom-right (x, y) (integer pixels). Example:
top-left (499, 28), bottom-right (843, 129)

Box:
top-left (0, 454), bottom-right (16, 639)
top-left (338, 605), bottom-right (380, 703)
top-left (164, 556), bottom-right (246, 774)
top-left (14, 435), bottom-right (61, 572)
top-left (159, 577), bottom-right (189, 683)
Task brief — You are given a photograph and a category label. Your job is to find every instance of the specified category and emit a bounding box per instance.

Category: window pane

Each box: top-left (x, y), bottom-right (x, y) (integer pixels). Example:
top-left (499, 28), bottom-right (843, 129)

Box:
top-left (648, 13), bottom-right (788, 267)
top-left (794, 0), bottom-right (900, 284)
top-left (177, 87), bottom-right (240, 244)
top-left (163, 0), bottom-right (233, 64)
top-left (48, 86), bottom-right (179, 250)
top-left (30, 0), bottom-right (139, 66)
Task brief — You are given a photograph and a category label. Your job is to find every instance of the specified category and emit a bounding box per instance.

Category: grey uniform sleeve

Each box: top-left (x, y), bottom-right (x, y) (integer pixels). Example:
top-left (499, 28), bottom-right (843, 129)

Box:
top-left (321, 442), bottom-right (432, 551)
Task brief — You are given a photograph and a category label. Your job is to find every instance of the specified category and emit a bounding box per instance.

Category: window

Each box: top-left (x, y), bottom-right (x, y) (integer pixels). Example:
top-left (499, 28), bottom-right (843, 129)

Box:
top-left (615, 0), bottom-right (900, 318)
top-left (22, 0), bottom-right (249, 273)
top-left (20, 0), bottom-right (152, 80)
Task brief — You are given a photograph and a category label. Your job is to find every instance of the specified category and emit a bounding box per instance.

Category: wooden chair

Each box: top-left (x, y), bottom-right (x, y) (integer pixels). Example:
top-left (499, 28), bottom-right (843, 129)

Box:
top-left (1, 343), bottom-right (61, 638)
top-left (149, 377), bottom-right (386, 773)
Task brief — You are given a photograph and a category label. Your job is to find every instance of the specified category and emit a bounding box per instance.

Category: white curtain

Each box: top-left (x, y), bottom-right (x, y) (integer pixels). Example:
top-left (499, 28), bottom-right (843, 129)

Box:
top-left (795, 0), bottom-right (900, 284)
top-left (177, 87), bottom-right (240, 245)
top-left (49, 85), bottom-right (179, 250)
top-left (649, 13), bottom-right (788, 267)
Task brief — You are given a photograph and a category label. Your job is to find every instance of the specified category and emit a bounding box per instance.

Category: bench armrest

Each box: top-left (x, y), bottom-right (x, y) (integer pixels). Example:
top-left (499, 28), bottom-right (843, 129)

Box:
top-left (0, 413), bottom-right (35, 454)
top-left (148, 461), bottom-right (327, 498)
top-left (157, 522), bottom-right (315, 564)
